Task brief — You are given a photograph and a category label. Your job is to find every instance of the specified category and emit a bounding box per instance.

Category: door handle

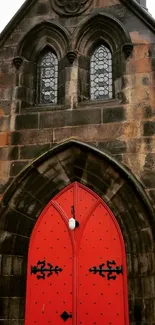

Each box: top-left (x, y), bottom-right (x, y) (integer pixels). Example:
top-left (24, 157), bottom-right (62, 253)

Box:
top-left (69, 206), bottom-right (79, 230)
top-left (60, 311), bottom-right (72, 321)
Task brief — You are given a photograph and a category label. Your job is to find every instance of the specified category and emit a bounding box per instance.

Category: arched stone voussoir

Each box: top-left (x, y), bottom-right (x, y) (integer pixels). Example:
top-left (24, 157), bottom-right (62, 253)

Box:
top-left (0, 140), bottom-right (154, 321)
top-left (0, 140), bottom-right (154, 277)
top-left (1, 140), bottom-right (154, 236)
top-left (16, 20), bottom-right (71, 61)
top-left (72, 13), bottom-right (133, 56)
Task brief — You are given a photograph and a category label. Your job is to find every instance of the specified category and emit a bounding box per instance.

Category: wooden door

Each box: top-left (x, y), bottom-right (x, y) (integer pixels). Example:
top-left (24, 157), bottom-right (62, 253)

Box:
top-left (25, 182), bottom-right (129, 325)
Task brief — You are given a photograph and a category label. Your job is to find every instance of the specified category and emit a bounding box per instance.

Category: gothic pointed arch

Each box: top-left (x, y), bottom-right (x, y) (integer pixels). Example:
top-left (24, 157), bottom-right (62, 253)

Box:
top-left (73, 13), bottom-right (132, 55)
top-left (13, 21), bottom-right (70, 107)
top-left (16, 21), bottom-right (70, 60)
top-left (0, 140), bottom-right (154, 324)
top-left (72, 13), bottom-right (133, 102)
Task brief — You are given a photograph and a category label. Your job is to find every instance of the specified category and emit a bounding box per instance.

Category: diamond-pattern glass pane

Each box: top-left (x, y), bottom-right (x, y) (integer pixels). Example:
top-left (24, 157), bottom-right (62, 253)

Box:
top-left (90, 45), bottom-right (113, 100)
top-left (37, 52), bottom-right (58, 104)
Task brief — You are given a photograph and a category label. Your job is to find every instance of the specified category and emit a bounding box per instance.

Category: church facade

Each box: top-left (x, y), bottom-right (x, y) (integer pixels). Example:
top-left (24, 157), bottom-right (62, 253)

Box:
top-left (0, 0), bottom-right (155, 324)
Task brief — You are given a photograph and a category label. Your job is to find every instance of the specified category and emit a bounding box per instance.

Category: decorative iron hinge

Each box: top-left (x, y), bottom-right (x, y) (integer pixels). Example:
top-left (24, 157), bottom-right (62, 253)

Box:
top-left (60, 311), bottom-right (72, 322)
top-left (89, 260), bottom-right (123, 280)
top-left (31, 260), bottom-right (63, 280)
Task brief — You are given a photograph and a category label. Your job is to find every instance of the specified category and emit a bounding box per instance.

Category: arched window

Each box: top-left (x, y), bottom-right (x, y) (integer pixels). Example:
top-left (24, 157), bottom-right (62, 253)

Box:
top-left (90, 44), bottom-right (113, 100)
top-left (37, 50), bottom-right (58, 104)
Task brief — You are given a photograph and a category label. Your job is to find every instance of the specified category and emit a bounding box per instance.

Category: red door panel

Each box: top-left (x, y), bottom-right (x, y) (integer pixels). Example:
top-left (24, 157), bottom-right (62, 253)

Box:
top-left (55, 186), bottom-right (74, 219)
top-left (25, 203), bottom-right (74, 325)
top-left (25, 182), bottom-right (129, 325)
top-left (78, 202), bottom-right (126, 325)
top-left (75, 185), bottom-right (99, 226)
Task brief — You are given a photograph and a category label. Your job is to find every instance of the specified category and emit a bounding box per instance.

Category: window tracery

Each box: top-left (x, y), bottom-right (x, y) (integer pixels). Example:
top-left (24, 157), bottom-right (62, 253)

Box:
top-left (37, 51), bottom-right (58, 104)
top-left (90, 44), bottom-right (113, 100)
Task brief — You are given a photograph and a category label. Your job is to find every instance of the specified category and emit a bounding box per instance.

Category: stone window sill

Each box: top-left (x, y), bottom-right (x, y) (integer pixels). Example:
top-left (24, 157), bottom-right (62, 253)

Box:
top-left (78, 98), bottom-right (122, 109)
top-left (21, 99), bottom-right (122, 113)
top-left (21, 104), bottom-right (64, 113)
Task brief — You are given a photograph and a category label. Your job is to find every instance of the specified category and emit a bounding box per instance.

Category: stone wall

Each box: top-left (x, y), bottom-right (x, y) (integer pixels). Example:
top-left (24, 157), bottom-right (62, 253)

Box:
top-left (0, 0), bottom-right (155, 205)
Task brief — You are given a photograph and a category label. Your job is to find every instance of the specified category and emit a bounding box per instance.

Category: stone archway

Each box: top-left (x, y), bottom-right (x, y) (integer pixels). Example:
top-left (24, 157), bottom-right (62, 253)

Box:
top-left (0, 140), bottom-right (154, 325)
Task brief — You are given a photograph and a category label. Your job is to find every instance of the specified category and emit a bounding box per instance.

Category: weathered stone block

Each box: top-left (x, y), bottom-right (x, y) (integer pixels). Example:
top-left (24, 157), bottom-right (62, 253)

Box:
top-left (36, 2), bottom-right (49, 15)
top-left (10, 161), bottom-right (29, 176)
top-left (97, 140), bottom-right (127, 154)
top-left (0, 297), bottom-right (9, 319)
top-left (39, 108), bottom-right (101, 129)
top-left (126, 58), bottom-right (152, 74)
top-left (141, 170), bottom-right (155, 188)
top-left (0, 132), bottom-right (11, 147)
top-left (0, 101), bottom-right (11, 115)
top-left (15, 114), bottom-right (39, 130)
top-left (11, 129), bottom-right (53, 145)
top-left (1, 255), bottom-right (12, 276)
top-left (0, 147), bottom-right (18, 161)
top-left (0, 117), bottom-right (10, 132)
top-left (144, 121), bottom-right (155, 136)
top-left (20, 144), bottom-right (51, 159)
top-left (0, 74), bottom-right (15, 88)
top-left (102, 106), bottom-right (126, 123)
top-left (0, 47), bottom-right (15, 60)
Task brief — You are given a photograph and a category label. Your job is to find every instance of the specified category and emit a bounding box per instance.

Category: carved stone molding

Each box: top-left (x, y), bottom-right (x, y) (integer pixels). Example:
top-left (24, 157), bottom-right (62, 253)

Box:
top-left (51, 0), bottom-right (92, 16)
top-left (67, 50), bottom-right (77, 64)
top-left (13, 56), bottom-right (23, 69)
top-left (123, 43), bottom-right (133, 58)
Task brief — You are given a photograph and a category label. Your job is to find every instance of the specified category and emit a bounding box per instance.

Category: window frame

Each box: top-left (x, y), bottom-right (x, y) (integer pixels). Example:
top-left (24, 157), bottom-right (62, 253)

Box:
top-left (90, 43), bottom-right (113, 101)
top-left (36, 47), bottom-right (58, 106)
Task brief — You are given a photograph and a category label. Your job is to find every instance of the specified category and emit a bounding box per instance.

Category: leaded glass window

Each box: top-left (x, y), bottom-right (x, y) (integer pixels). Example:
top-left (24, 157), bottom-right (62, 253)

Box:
top-left (37, 51), bottom-right (58, 104)
top-left (90, 44), bottom-right (113, 100)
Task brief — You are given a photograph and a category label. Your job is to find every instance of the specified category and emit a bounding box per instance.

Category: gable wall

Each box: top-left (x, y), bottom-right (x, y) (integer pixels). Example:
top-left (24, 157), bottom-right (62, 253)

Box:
top-left (0, 1), bottom-right (155, 324)
top-left (0, 0), bottom-right (155, 202)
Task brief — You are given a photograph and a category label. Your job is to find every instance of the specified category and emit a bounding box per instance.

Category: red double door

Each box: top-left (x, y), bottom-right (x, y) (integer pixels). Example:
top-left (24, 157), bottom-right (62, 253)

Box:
top-left (25, 182), bottom-right (129, 325)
